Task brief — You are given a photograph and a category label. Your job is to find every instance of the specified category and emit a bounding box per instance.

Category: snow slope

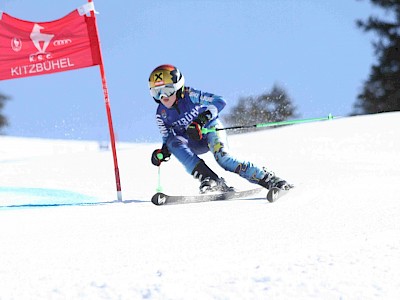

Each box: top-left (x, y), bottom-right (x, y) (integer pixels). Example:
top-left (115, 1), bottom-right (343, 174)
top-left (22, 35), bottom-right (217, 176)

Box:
top-left (0, 112), bottom-right (399, 299)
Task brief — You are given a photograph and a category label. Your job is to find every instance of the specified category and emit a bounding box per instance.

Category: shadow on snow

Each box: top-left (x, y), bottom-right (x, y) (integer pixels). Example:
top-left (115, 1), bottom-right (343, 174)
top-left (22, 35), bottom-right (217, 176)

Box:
top-left (0, 187), bottom-right (147, 209)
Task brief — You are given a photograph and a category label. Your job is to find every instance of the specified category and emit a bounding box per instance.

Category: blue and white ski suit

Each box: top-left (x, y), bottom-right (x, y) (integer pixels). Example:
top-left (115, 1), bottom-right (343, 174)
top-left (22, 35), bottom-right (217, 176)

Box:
top-left (155, 87), bottom-right (267, 183)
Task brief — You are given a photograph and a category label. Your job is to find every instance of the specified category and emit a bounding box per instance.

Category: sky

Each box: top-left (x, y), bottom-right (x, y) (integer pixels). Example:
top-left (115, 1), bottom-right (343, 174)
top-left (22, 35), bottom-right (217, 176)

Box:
top-left (1, 112), bottom-right (400, 298)
top-left (0, 0), bottom-right (380, 142)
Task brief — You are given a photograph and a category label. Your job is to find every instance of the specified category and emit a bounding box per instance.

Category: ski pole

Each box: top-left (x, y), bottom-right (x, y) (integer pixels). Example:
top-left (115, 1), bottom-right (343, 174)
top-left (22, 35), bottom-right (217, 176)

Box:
top-left (201, 113), bottom-right (336, 134)
top-left (156, 153), bottom-right (164, 192)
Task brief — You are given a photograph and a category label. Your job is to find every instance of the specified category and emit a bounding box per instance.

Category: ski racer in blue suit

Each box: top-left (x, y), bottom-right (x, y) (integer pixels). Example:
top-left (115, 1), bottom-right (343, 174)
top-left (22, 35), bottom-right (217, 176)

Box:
top-left (149, 64), bottom-right (291, 193)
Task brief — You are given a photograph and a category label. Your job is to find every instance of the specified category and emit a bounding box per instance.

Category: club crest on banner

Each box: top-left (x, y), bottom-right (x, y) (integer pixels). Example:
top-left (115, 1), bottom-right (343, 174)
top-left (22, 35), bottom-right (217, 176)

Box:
top-left (11, 37), bottom-right (22, 52)
top-left (29, 24), bottom-right (54, 62)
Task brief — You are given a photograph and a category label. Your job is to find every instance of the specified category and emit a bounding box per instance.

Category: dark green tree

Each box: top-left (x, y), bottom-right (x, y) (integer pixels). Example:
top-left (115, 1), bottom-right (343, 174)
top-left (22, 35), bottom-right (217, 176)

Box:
top-left (223, 84), bottom-right (299, 133)
top-left (353, 0), bottom-right (400, 114)
top-left (0, 92), bottom-right (10, 133)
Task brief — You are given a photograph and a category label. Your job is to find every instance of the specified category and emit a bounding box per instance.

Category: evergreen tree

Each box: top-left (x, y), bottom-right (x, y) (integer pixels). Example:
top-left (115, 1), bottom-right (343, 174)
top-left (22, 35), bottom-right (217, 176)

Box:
top-left (223, 84), bottom-right (298, 133)
top-left (353, 0), bottom-right (400, 114)
top-left (0, 92), bottom-right (10, 133)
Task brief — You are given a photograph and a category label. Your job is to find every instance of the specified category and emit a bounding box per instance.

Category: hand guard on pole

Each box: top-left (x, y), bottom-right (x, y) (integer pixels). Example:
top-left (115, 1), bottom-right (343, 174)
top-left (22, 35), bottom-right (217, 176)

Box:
top-left (151, 144), bottom-right (171, 166)
top-left (186, 110), bottom-right (212, 141)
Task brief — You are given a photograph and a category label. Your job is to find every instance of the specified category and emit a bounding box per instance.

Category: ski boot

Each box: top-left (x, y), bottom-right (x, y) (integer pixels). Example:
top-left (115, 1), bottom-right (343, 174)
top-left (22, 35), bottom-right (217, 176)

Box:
top-left (199, 177), bottom-right (234, 194)
top-left (258, 169), bottom-right (293, 191)
top-left (192, 160), bottom-right (235, 194)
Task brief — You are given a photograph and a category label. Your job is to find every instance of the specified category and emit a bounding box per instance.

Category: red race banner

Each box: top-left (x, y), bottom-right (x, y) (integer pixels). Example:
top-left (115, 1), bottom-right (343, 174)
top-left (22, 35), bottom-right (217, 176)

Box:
top-left (0, 4), bottom-right (101, 80)
top-left (0, 2), bottom-right (123, 201)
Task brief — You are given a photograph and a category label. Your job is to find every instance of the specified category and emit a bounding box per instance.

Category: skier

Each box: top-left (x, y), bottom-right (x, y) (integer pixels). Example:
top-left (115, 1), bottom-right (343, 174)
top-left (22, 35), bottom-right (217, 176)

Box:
top-left (149, 64), bottom-right (292, 194)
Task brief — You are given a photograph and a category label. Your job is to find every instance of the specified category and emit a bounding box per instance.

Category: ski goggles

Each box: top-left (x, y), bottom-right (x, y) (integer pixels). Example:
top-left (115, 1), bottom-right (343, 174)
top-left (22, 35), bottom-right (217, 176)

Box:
top-left (149, 84), bottom-right (177, 101)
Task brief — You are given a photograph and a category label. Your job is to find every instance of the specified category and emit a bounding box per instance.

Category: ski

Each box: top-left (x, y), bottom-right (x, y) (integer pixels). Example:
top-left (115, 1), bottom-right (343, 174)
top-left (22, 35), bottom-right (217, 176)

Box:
top-left (151, 188), bottom-right (264, 206)
top-left (266, 187), bottom-right (287, 202)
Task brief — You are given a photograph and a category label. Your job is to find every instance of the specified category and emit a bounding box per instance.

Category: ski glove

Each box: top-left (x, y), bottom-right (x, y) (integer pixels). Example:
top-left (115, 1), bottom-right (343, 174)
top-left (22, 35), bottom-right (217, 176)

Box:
top-left (186, 110), bottom-right (212, 141)
top-left (151, 144), bottom-right (171, 166)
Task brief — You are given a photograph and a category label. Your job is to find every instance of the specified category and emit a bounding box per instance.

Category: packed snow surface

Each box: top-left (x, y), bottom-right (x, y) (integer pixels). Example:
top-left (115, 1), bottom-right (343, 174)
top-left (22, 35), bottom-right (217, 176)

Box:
top-left (1, 113), bottom-right (399, 299)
